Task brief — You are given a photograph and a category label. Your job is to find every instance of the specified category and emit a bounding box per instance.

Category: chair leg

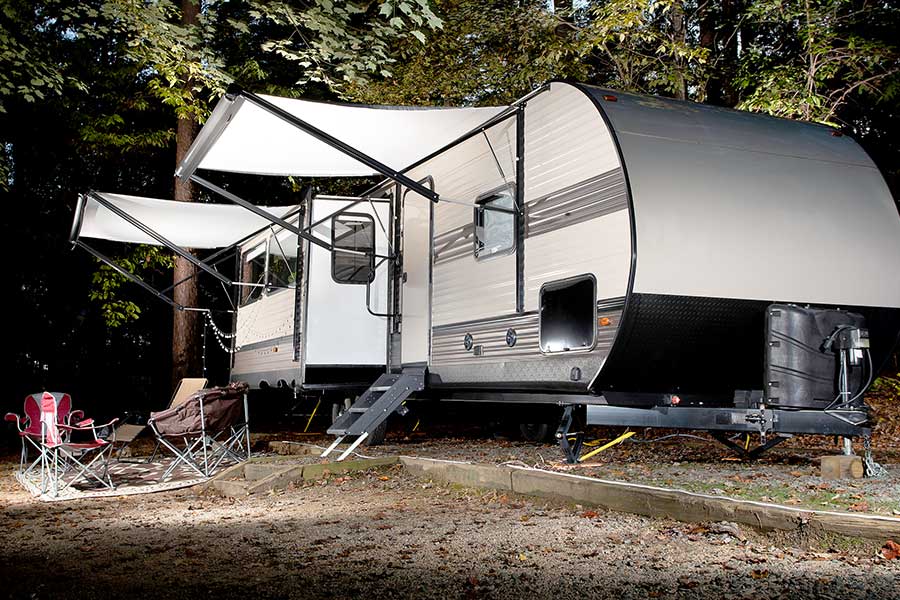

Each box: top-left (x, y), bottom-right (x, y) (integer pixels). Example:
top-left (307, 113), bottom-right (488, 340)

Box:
top-left (157, 435), bottom-right (206, 480)
top-left (147, 439), bottom-right (161, 464)
top-left (55, 447), bottom-right (116, 493)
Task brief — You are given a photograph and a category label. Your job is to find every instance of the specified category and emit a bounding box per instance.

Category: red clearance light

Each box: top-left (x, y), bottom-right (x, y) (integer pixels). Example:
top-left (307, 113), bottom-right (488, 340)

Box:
top-left (602, 94), bottom-right (618, 102)
top-left (831, 130), bottom-right (843, 137)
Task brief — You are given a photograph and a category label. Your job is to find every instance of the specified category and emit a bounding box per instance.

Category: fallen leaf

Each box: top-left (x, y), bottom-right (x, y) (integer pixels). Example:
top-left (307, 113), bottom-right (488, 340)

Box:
top-left (580, 510), bottom-right (599, 519)
top-left (848, 502), bottom-right (870, 512)
top-left (379, 476), bottom-right (390, 481)
top-left (881, 540), bottom-right (900, 560)
top-left (751, 569), bottom-right (769, 579)
top-left (686, 524), bottom-right (709, 535)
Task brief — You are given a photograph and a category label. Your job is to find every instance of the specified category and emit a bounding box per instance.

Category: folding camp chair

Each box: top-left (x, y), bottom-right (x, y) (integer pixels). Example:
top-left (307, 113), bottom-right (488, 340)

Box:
top-left (111, 377), bottom-right (207, 461)
top-left (5, 392), bottom-right (84, 481)
top-left (8, 392), bottom-right (117, 497)
top-left (149, 382), bottom-right (250, 480)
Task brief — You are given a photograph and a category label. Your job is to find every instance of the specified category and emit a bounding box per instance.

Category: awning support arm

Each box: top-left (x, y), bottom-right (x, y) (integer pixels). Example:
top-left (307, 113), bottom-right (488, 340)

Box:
top-left (87, 191), bottom-right (232, 286)
top-left (190, 175), bottom-right (333, 253)
top-left (75, 240), bottom-right (183, 310)
top-left (160, 247), bottom-right (236, 295)
top-left (235, 89), bottom-right (441, 203)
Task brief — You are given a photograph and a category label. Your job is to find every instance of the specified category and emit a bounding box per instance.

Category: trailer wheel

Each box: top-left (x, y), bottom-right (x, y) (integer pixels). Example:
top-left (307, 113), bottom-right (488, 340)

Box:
top-left (331, 398), bottom-right (352, 424)
top-left (519, 422), bottom-right (553, 443)
top-left (364, 420), bottom-right (388, 446)
top-left (330, 398), bottom-right (388, 446)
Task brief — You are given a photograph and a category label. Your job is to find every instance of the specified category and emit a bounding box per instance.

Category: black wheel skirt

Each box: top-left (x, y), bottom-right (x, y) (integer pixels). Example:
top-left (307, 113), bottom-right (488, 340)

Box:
top-left (590, 293), bottom-right (900, 398)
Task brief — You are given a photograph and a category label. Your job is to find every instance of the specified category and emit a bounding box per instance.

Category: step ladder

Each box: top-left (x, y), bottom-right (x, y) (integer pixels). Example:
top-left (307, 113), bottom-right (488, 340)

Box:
top-left (321, 369), bottom-right (425, 461)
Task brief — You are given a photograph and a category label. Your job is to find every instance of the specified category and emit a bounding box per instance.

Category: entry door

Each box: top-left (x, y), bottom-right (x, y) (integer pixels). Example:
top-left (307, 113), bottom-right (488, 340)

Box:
top-left (400, 179), bottom-right (434, 365)
top-left (304, 198), bottom-right (389, 367)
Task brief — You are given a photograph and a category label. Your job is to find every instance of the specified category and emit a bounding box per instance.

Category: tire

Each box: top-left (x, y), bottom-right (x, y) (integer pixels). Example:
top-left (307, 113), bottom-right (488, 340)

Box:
top-left (331, 398), bottom-right (352, 424)
top-left (519, 422), bottom-right (552, 443)
top-left (364, 420), bottom-right (388, 446)
top-left (331, 397), bottom-right (387, 446)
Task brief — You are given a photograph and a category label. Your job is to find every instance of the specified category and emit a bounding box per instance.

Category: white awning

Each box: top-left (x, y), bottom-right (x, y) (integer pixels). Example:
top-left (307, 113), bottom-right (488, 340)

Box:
top-left (177, 93), bottom-right (506, 178)
top-left (74, 192), bottom-right (299, 250)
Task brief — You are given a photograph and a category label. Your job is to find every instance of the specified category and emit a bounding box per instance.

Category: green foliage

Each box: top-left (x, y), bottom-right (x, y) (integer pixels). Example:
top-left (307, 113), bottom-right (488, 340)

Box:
top-left (350, 0), bottom-right (712, 106)
top-left (871, 374), bottom-right (900, 399)
top-left (253, 0), bottom-right (441, 89)
top-left (0, 1), bottom-right (84, 113)
top-left (347, 0), bottom-right (585, 106)
top-left (576, 0), bottom-right (709, 97)
top-left (736, 0), bottom-right (900, 125)
top-left (89, 245), bottom-right (174, 327)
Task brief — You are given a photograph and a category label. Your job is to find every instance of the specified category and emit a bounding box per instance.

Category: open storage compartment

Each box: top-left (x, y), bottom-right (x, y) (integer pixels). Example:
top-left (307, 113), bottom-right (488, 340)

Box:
top-left (539, 274), bottom-right (597, 354)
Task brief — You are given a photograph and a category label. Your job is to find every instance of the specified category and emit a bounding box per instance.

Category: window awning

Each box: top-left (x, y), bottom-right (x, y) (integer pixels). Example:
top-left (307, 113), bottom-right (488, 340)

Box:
top-left (176, 93), bottom-right (506, 179)
top-left (72, 192), bottom-right (300, 250)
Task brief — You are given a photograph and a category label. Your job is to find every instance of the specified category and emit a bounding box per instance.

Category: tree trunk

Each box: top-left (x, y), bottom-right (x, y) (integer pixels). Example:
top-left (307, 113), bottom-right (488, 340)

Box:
top-left (671, 1), bottom-right (688, 101)
top-left (721, 0), bottom-right (742, 107)
top-left (172, 0), bottom-right (201, 388)
top-left (699, 1), bottom-right (721, 104)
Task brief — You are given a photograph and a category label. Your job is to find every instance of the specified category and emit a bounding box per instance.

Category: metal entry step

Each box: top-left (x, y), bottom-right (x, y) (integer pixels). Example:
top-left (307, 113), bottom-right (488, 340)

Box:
top-left (322, 368), bottom-right (425, 461)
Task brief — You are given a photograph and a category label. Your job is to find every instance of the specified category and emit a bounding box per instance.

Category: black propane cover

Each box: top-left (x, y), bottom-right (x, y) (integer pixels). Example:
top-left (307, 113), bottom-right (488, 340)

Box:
top-left (764, 304), bottom-right (866, 409)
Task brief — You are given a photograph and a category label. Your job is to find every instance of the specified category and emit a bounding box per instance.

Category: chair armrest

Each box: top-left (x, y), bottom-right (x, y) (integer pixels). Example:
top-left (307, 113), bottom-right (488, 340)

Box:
top-left (68, 410), bottom-right (85, 425)
top-left (4, 413), bottom-right (24, 432)
top-left (59, 417), bottom-right (119, 432)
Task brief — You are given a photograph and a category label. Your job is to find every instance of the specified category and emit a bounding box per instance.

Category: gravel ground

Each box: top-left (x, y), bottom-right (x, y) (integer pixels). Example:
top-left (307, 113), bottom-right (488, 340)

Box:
top-left (1, 458), bottom-right (899, 600)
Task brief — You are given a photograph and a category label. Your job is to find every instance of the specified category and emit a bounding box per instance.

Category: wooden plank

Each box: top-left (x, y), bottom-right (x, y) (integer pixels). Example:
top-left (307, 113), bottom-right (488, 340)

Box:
top-left (401, 456), bottom-right (900, 541)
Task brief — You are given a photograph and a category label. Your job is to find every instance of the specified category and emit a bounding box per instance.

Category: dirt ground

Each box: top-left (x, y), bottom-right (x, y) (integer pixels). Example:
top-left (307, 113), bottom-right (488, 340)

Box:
top-left (3, 435), bottom-right (900, 599)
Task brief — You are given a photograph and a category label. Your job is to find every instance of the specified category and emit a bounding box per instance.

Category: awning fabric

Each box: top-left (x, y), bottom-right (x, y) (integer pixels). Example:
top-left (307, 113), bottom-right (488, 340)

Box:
top-left (178, 94), bottom-right (506, 178)
top-left (76, 193), bottom-right (298, 249)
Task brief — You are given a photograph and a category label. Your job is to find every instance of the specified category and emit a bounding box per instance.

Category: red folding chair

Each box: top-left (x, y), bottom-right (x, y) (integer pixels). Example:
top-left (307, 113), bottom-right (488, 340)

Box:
top-left (26, 392), bottom-right (117, 497)
top-left (5, 392), bottom-right (84, 481)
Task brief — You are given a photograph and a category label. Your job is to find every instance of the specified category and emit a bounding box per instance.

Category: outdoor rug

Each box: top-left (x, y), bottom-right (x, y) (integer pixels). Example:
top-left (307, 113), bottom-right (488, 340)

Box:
top-left (13, 457), bottom-right (229, 502)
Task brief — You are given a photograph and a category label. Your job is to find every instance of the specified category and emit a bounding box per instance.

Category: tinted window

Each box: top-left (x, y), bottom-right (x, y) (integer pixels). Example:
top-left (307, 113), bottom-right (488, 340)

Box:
top-left (474, 186), bottom-right (515, 260)
top-left (332, 214), bottom-right (375, 284)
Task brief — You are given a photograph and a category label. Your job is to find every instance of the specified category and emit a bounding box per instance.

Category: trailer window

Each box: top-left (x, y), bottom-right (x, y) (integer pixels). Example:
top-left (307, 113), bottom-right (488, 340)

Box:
top-left (332, 214), bottom-right (375, 285)
top-left (267, 231), bottom-right (298, 290)
top-left (240, 243), bottom-right (267, 306)
top-left (474, 186), bottom-right (515, 260)
top-left (539, 275), bottom-right (597, 354)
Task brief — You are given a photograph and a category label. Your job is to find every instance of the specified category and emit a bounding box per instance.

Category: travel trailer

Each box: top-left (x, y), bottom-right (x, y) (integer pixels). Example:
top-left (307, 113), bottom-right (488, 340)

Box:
top-left (72, 81), bottom-right (900, 462)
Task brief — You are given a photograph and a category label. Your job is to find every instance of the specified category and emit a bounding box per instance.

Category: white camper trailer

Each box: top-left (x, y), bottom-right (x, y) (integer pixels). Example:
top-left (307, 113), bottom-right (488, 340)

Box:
top-left (73, 81), bottom-right (900, 461)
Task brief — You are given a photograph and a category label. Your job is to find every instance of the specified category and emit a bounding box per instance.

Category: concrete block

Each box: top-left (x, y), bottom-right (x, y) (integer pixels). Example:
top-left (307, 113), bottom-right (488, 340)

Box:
top-left (244, 463), bottom-right (291, 481)
top-left (247, 465), bottom-right (305, 495)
